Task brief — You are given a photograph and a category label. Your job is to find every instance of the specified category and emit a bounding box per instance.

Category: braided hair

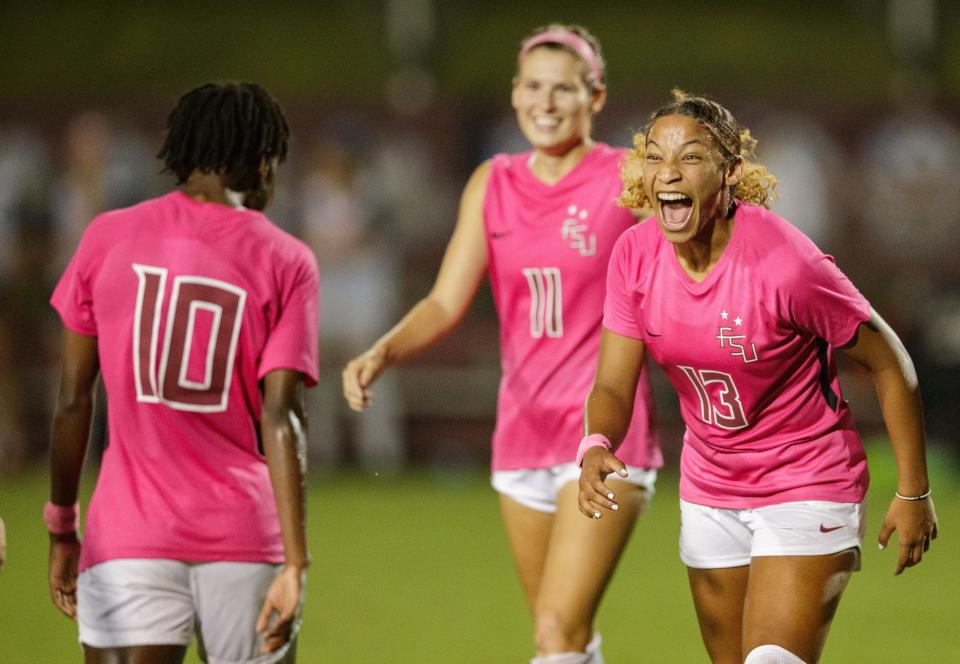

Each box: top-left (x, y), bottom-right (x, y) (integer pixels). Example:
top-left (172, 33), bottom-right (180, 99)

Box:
top-left (619, 89), bottom-right (777, 210)
top-left (158, 81), bottom-right (289, 193)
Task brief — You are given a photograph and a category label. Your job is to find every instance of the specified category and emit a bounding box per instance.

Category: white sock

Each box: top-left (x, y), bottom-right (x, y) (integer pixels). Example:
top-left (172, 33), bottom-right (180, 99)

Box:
top-left (529, 653), bottom-right (591, 664)
top-left (530, 633), bottom-right (603, 664)
top-left (743, 644), bottom-right (807, 664)
top-left (585, 632), bottom-right (603, 664)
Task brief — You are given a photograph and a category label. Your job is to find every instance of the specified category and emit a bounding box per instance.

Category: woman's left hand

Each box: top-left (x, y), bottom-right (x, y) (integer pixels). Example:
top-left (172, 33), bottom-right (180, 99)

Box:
top-left (878, 496), bottom-right (938, 575)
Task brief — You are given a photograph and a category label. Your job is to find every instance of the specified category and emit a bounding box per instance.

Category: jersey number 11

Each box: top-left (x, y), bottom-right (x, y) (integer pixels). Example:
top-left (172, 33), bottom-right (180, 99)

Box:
top-left (523, 267), bottom-right (563, 338)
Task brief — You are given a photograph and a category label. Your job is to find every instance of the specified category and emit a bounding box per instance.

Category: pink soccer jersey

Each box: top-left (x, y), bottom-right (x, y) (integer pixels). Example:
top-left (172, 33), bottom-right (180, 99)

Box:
top-left (483, 144), bottom-right (662, 471)
top-left (604, 202), bottom-right (871, 508)
top-left (51, 191), bottom-right (319, 571)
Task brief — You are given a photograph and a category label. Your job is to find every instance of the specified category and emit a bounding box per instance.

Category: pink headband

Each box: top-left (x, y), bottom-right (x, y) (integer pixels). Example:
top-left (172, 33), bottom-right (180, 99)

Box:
top-left (518, 29), bottom-right (603, 85)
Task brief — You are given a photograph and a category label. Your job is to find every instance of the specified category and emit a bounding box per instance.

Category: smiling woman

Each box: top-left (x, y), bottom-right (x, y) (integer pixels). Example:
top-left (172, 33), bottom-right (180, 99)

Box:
top-left (341, 24), bottom-right (662, 664)
top-left (579, 90), bottom-right (939, 664)
top-left (620, 89), bottom-right (776, 236)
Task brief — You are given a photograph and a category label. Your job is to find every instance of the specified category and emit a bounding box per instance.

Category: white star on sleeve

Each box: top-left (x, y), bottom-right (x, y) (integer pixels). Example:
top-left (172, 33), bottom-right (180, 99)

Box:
top-left (720, 310), bottom-right (729, 320)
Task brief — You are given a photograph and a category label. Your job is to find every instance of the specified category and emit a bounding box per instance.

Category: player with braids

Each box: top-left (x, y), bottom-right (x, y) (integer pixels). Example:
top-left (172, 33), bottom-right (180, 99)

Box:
top-left (578, 90), bottom-right (939, 663)
top-left (47, 81), bottom-right (318, 664)
top-left (343, 24), bottom-right (661, 663)
top-left (158, 82), bottom-right (290, 210)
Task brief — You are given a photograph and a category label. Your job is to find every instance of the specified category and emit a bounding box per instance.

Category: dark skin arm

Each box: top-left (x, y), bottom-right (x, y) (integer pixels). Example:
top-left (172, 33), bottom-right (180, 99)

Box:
top-left (841, 309), bottom-right (938, 574)
top-left (578, 328), bottom-right (646, 518)
top-left (48, 329), bottom-right (100, 619)
top-left (255, 369), bottom-right (310, 654)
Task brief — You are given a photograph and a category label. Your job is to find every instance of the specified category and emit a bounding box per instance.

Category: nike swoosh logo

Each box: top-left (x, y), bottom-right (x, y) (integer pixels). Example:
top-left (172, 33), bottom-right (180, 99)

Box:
top-left (491, 231), bottom-right (512, 239)
top-left (819, 524), bottom-right (843, 533)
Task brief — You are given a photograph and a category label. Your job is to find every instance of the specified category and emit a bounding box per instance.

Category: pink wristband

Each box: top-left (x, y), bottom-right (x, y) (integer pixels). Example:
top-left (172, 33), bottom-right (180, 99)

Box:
top-left (576, 433), bottom-right (612, 467)
top-left (43, 501), bottom-right (79, 534)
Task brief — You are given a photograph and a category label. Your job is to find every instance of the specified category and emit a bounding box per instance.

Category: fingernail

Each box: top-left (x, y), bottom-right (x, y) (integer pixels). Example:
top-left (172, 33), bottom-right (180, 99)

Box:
top-left (618, 469), bottom-right (628, 476)
top-left (878, 543), bottom-right (885, 550)
top-left (593, 512), bottom-right (601, 519)
top-left (611, 503), bottom-right (619, 511)
top-left (607, 492), bottom-right (615, 500)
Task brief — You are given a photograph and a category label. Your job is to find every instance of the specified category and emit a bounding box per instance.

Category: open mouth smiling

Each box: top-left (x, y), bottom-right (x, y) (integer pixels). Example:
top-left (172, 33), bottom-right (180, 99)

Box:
top-left (657, 192), bottom-right (693, 230)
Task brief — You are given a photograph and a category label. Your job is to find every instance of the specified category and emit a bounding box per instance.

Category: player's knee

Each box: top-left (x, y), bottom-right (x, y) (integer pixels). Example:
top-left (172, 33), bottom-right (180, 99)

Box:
top-left (534, 609), bottom-right (590, 653)
top-left (743, 644), bottom-right (807, 664)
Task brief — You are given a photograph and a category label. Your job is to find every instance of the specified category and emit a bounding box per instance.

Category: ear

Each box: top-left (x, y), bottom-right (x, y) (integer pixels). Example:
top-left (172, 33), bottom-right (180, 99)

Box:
top-left (725, 157), bottom-right (743, 188)
top-left (511, 76), bottom-right (521, 111)
top-left (590, 82), bottom-right (608, 114)
top-left (258, 156), bottom-right (278, 185)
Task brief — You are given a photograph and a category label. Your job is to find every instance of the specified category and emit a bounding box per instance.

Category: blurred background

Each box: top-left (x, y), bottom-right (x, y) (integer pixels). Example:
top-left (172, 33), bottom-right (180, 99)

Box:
top-left (2, 0), bottom-right (960, 473)
top-left (1, 1), bottom-right (959, 661)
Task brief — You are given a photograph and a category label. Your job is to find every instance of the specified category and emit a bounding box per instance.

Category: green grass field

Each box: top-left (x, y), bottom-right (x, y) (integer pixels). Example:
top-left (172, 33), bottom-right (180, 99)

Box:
top-left (1, 442), bottom-right (957, 663)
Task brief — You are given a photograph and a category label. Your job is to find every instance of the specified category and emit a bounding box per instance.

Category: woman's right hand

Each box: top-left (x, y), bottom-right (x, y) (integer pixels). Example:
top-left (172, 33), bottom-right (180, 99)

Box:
top-left (49, 532), bottom-right (81, 619)
top-left (578, 446), bottom-right (629, 519)
top-left (342, 346), bottom-right (388, 411)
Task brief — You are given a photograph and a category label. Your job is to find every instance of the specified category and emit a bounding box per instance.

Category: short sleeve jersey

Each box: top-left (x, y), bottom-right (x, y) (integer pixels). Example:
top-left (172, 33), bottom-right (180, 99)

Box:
top-left (51, 191), bottom-right (320, 571)
top-left (604, 203), bottom-right (870, 508)
top-left (483, 144), bottom-right (662, 471)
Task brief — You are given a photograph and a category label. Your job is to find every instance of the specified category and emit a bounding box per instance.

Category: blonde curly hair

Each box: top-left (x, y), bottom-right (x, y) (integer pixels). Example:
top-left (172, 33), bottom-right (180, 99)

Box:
top-left (619, 90), bottom-right (778, 210)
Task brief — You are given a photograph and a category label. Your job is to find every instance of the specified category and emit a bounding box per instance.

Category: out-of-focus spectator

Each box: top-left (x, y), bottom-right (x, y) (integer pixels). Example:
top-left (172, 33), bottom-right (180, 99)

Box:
top-left (860, 107), bottom-right (960, 271)
top-left (300, 130), bottom-right (406, 472)
top-left (859, 104), bottom-right (960, 450)
top-left (0, 126), bottom-right (49, 281)
top-left (0, 126), bottom-right (52, 466)
top-left (755, 111), bottom-right (845, 250)
top-left (0, 199), bottom-right (58, 467)
top-left (51, 111), bottom-right (158, 279)
top-left (367, 125), bottom-right (458, 251)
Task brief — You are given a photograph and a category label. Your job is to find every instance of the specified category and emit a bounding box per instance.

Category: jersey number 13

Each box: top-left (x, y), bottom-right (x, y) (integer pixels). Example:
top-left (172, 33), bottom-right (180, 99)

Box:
top-left (679, 366), bottom-right (749, 430)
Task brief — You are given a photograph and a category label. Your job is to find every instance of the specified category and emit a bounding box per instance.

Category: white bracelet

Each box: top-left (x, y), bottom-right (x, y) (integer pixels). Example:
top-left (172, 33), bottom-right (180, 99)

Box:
top-left (895, 489), bottom-right (931, 501)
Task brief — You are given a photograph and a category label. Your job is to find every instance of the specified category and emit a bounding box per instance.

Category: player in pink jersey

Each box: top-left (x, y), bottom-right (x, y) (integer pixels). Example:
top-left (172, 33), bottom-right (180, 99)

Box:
top-left (342, 24), bottom-right (660, 663)
top-left (578, 91), bottom-right (939, 664)
top-left (47, 82), bottom-right (318, 664)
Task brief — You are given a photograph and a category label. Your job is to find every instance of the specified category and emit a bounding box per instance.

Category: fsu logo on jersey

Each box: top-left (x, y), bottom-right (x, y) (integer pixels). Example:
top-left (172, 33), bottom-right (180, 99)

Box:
top-left (716, 310), bottom-right (758, 364)
top-left (561, 205), bottom-right (596, 256)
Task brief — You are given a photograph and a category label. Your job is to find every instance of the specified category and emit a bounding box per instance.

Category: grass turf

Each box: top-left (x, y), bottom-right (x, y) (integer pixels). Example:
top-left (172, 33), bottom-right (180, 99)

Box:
top-left (1, 442), bottom-right (957, 662)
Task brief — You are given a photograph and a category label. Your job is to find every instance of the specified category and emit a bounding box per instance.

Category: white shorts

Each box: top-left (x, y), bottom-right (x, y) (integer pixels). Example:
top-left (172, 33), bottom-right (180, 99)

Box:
top-left (679, 499), bottom-right (866, 569)
top-left (77, 559), bottom-right (300, 664)
top-left (492, 462), bottom-right (657, 513)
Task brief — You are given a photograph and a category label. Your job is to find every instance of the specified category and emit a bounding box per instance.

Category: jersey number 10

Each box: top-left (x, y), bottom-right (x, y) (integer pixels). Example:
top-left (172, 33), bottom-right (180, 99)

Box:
top-left (132, 264), bottom-right (247, 412)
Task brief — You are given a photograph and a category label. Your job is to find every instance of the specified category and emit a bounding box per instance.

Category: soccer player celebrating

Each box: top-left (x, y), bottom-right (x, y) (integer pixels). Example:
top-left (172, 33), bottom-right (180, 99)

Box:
top-left (342, 24), bottom-right (661, 663)
top-left (47, 82), bottom-right (319, 664)
top-left (578, 90), bottom-right (939, 664)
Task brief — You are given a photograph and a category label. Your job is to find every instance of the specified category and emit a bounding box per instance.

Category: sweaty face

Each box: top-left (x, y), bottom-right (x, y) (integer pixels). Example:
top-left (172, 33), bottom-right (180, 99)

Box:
top-left (511, 47), bottom-right (602, 154)
top-left (643, 114), bottom-right (737, 244)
